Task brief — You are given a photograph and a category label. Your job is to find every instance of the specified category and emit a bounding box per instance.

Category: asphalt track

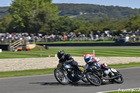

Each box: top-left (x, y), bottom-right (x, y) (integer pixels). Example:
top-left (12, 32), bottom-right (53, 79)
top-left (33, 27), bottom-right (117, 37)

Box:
top-left (0, 67), bottom-right (140, 93)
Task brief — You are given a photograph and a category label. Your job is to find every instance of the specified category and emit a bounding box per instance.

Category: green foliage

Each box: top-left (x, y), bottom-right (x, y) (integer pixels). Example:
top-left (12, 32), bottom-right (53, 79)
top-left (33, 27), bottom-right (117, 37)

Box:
top-left (1, 4), bottom-right (140, 34)
top-left (8, 0), bottom-right (59, 33)
top-left (126, 15), bottom-right (140, 30)
top-left (0, 7), bottom-right (9, 19)
top-left (56, 4), bottom-right (140, 20)
top-left (0, 15), bottom-right (12, 32)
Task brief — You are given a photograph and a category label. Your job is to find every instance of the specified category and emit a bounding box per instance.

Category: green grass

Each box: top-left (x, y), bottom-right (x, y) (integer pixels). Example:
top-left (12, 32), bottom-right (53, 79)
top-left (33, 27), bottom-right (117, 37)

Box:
top-left (36, 41), bottom-right (115, 44)
top-left (0, 48), bottom-right (140, 58)
top-left (61, 48), bottom-right (140, 57)
top-left (0, 68), bottom-right (54, 78)
top-left (0, 62), bottom-right (140, 78)
top-left (108, 91), bottom-right (140, 93)
top-left (108, 62), bottom-right (140, 69)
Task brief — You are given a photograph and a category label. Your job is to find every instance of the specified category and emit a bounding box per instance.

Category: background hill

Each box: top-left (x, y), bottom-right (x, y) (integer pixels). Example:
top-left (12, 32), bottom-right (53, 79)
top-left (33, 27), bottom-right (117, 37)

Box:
top-left (0, 4), bottom-right (140, 20)
top-left (55, 4), bottom-right (140, 20)
top-left (1, 4), bottom-right (140, 20)
top-left (0, 7), bottom-right (8, 19)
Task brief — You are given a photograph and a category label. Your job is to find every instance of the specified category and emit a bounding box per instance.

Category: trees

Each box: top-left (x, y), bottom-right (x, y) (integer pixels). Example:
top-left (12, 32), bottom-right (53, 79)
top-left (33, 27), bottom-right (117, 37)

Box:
top-left (1, 3), bottom-right (140, 35)
top-left (0, 15), bottom-right (12, 32)
top-left (8, 0), bottom-right (59, 33)
top-left (56, 4), bottom-right (140, 20)
top-left (126, 15), bottom-right (140, 31)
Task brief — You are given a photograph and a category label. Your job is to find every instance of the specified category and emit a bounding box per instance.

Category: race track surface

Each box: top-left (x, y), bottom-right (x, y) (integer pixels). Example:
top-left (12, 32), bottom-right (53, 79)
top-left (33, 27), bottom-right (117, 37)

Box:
top-left (0, 67), bottom-right (140, 93)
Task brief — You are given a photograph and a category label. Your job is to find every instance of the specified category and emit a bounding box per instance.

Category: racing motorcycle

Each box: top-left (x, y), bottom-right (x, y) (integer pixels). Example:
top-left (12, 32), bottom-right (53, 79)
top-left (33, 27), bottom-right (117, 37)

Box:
top-left (54, 62), bottom-right (88, 85)
top-left (85, 62), bottom-right (124, 86)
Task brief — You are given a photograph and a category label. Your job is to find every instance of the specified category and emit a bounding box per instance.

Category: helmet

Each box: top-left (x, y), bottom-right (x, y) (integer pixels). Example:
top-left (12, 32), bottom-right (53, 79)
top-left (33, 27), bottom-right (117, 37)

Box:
top-left (101, 63), bottom-right (108, 68)
top-left (57, 50), bottom-right (65, 59)
top-left (92, 57), bottom-right (100, 62)
top-left (84, 54), bottom-right (92, 63)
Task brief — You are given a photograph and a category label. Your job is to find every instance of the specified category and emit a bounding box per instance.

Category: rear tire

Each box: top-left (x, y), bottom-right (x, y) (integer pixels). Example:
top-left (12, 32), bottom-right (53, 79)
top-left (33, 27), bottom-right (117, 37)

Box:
top-left (86, 72), bottom-right (101, 86)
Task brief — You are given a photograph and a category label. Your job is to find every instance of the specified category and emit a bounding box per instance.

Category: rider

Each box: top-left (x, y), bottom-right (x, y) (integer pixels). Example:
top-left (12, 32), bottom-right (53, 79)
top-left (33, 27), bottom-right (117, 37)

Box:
top-left (84, 54), bottom-right (113, 77)
top-left (57, 50), bottom-right (81, 72)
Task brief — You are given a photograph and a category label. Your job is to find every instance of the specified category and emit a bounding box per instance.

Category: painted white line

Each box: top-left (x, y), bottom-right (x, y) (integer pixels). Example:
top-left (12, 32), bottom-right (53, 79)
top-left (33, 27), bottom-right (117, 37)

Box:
top-left (97, 87), bottom-right (140, 93)
top-left (97, 89), bottom-right (118, 93)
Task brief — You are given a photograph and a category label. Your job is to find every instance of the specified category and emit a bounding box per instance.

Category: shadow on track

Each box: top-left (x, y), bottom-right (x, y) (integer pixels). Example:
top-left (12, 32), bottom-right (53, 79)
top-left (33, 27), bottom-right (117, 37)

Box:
top-left (30, 81), bottom-right (97, 87)
top-left (30, 82), bottom-right (62, 86)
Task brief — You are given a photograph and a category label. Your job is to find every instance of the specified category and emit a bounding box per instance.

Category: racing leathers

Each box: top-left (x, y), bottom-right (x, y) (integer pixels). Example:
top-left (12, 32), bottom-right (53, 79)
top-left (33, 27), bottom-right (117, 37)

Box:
top-left (59, 54), bottom-right (80, 72)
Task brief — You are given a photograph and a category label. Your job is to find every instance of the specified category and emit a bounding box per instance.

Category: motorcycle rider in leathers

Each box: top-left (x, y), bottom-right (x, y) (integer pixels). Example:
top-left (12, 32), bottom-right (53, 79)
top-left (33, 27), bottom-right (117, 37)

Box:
top-left (84, 54), bottom-right (114, 77)
top-left (57, 50), bottom-right (81, 72)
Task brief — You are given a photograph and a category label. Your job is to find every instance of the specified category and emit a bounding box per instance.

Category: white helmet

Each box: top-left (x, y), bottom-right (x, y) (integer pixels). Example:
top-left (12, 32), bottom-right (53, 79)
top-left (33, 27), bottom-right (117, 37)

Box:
top-left (92, 57), bottom-right (100, 62)
top-left (84, 54), bottom-right (92, 63)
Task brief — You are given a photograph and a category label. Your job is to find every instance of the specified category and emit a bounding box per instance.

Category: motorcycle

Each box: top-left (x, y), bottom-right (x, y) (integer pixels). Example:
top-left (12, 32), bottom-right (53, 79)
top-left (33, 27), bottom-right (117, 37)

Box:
top-left (85, 62), bottom-right (124, 86)
top-left (54, 62), bottom-right (88, 85)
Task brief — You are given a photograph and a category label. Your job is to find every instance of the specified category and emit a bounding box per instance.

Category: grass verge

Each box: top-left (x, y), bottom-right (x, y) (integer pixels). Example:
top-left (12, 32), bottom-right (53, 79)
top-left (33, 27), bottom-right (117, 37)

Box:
top-left (1, 48), bottom-right (140, 58)
top-left (0, 68), bottom-right (54, 78)
top-left (108, 62), bottom-right (140, 69)
top-left (36, 41), bottom-right (115, 44)
top-left (0, 62), bottom-right (140, 78)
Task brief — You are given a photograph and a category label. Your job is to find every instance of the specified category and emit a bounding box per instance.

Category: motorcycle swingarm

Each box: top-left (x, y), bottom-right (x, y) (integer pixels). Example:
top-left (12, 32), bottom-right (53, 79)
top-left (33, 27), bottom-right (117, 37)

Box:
top-left (102, 74), bottom-right (121, 80)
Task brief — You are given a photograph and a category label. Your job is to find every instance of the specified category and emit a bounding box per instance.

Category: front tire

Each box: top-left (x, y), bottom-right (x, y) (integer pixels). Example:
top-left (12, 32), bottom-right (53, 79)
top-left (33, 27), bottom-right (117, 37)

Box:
top-left (81, 74), bottom-right (88, 83)
top-left (86, 72), bottom-right (101, 86)
top-left (114, 74), bottom-right (124, 84)
top-left (54, 69), bottom-right (70, 85)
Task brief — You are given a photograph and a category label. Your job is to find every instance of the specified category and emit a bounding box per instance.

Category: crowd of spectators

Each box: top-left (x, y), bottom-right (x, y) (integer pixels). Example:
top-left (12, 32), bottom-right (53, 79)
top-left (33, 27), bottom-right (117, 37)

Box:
top-left (0, 30), bottom-right (140, 44)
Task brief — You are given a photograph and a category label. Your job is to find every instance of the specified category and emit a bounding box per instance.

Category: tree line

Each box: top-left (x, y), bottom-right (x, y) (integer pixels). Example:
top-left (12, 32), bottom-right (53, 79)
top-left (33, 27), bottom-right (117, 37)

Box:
top-left (56, 4), bottom-right (140, 20)
top-left (0, 1), bottom-right (140, 35)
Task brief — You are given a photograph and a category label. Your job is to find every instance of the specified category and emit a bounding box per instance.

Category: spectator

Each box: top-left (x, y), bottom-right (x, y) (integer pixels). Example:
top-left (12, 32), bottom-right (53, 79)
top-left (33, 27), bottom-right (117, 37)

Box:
top-left (125, 35), bottom-right (129, 42)
top-left (131, 34), bottom-right (136, 42)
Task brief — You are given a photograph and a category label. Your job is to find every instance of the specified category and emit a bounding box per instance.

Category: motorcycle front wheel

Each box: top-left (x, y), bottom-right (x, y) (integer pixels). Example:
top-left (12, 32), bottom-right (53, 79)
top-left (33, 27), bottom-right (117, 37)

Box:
top-left (54, 68), bottom-right (70, 85)
top-left (81, 74), bottom-right (88, 83)
top-left (86, 72), bottom-right (101, 86)
top-left (114, 74), bottom-right (124, 84)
